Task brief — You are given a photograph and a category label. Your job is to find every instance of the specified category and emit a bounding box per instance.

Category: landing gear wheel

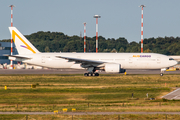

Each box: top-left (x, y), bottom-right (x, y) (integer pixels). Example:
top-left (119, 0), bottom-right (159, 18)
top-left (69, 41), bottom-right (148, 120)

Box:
top-left (84, 72), bottom-right (99, 76)
top-left (95, 73), bottom-right (99, 76)
top-left (160, 73), bottom-right (163, 76)
top-left (88, 73), bottom-right (92, 76)
top-left (84, 73), bottom-right (88, 76)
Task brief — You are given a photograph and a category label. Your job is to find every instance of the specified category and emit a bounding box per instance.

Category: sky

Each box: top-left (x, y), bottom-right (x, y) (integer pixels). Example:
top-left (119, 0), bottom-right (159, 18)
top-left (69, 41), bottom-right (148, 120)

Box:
top-left (1, 0), bottom-right (180, 43)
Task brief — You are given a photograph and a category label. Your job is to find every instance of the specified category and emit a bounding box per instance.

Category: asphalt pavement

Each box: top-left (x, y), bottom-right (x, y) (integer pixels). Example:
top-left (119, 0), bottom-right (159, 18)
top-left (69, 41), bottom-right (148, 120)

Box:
top-left (0, 69), bottom-right (179, 75)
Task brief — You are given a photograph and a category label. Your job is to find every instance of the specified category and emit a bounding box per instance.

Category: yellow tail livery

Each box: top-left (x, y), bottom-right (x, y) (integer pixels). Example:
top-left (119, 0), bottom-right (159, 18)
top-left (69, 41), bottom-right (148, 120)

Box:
top-left (9, 27), bottom-right (40, 54)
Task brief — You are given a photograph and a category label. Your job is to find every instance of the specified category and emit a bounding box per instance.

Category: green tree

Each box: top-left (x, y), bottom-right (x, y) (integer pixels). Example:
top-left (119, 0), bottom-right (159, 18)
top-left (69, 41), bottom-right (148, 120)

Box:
top-left (119, 47), bottom-right (125, 52)
top-left (125, 48), bottom-right (131, 52)
top-left (45, 46), bottom-right (50, 52)
top-left (111, 48), bottom-right (117, 53)
top-left (103, 49), bottom-right (111, 52)
top-left (144, 48), bottom-right (152, 53)
top-left (2, 30), bottom-right (180, 55)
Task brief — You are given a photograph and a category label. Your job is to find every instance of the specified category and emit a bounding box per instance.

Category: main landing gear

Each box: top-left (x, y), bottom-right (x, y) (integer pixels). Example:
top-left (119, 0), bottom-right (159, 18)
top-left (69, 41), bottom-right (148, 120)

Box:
top-left (84, 67), bottom-right (99, 76)
top-left (84, 72), bottom-right (99, 76)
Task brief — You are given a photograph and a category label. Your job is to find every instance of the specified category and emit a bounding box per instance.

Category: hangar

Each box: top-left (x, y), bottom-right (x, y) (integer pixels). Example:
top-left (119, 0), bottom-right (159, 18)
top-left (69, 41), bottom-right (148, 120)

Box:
top-left (0, 42), bottom-right (17, 64)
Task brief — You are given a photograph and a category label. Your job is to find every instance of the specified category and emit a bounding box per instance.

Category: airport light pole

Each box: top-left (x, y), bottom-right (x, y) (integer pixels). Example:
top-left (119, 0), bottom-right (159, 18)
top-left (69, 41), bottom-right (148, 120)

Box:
top-left (83, 22), bottom-right (86, 53)
top-left (9, 5), bottom-right (15, 69)
top-left (139, 5), bottom-right (145, 53)
top-left (94, 15), bottom-right (101, 53)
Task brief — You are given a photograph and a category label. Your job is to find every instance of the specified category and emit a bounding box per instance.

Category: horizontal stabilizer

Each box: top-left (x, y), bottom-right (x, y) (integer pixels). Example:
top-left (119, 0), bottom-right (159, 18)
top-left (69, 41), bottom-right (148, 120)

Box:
top-left (4, 55), bottom-right (32, 60)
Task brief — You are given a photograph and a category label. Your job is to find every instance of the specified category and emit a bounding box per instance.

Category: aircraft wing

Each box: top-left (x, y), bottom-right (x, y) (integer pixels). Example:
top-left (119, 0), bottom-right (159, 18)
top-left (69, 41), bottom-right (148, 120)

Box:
top-left (56, 56), bottom-right (104, 66)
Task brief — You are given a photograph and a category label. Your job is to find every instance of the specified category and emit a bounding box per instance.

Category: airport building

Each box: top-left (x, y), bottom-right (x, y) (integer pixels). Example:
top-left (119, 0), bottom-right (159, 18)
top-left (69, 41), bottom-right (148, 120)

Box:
top-left (0, 42), bottom-right (18, 64)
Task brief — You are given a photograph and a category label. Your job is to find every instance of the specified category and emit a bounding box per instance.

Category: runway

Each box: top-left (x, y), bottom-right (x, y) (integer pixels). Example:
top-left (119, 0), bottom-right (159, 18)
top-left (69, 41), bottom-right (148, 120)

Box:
top-left (0, 69), bottom-right (85, 75)
top-left (0, 69), bottom-right (179, 75)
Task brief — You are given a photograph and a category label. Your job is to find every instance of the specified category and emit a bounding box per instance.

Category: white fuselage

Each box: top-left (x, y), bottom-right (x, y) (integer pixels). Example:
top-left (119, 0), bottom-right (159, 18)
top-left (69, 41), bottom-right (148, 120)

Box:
top-left (14, 53), bottom-right (177, 70)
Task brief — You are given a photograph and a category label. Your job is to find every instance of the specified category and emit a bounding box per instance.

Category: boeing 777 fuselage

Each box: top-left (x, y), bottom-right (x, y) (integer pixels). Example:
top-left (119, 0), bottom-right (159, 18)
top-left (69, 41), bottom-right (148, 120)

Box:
top-left (8, 27), bottom-right (178, 76)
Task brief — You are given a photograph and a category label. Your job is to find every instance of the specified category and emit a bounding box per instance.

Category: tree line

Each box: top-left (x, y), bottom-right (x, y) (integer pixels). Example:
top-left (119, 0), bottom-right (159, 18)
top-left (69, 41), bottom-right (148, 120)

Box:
top-left (2, 31), bottom-right (180, 55)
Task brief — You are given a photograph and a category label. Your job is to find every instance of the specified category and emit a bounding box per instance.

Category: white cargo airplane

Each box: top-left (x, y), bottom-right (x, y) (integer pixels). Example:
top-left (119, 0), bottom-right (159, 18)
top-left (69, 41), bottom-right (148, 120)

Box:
top-left (7, 27), bottom-right (177, 76)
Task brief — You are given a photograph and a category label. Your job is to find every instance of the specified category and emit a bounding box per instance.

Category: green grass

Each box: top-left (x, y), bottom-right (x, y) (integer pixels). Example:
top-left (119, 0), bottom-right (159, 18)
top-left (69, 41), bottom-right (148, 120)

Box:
top-left (0, 74), bottom-right (179, 112)
top-left (0, 114), bottom-right (180, 120)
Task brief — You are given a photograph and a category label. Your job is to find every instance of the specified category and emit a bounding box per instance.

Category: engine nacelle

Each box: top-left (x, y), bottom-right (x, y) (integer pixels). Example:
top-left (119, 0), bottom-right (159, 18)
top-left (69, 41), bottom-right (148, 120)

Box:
top-left (105, 63), bottom-right (121, 73)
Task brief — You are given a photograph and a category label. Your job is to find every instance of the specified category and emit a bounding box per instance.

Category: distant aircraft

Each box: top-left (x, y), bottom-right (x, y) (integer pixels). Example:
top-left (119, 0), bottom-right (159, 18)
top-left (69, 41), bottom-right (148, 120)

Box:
top-left (7, 27), bottom-right (177, 76)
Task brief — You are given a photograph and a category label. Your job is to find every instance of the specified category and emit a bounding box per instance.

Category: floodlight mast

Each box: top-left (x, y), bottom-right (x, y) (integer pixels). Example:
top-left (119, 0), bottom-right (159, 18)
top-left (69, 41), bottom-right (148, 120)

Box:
top-left (94, 15), bottom-right (101, 53)
top-left (9, 5), bottom-right (15, 69)
top-left (83, 22), bottom-right (86, 53)
top-left (139, 5), bottom-right (145, 53)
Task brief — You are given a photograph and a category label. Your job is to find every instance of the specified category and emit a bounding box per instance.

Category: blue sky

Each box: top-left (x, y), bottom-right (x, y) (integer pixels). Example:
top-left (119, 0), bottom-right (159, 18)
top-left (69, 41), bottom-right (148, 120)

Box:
top-left (1, 0), bottom-right (180, 42)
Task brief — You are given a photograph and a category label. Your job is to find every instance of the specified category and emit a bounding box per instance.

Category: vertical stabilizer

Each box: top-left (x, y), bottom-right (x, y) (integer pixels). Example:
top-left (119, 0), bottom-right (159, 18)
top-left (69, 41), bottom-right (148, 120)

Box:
top-left (9, 27), bottom-right (40, 54)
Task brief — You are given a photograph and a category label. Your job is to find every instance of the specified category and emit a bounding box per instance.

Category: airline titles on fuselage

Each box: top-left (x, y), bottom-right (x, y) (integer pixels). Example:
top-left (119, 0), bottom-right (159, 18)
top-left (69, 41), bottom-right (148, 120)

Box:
top-left (133, 55), bottom-right (151, 58)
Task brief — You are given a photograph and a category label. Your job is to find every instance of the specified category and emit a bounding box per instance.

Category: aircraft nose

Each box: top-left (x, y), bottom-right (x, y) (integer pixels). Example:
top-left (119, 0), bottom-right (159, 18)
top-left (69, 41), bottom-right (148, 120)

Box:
top-left (169, 60), bottom-right (178, 67)
top-left (173, 60), bottom-right (178, 66)
top-left (175, 60), bottom-right (178, 65)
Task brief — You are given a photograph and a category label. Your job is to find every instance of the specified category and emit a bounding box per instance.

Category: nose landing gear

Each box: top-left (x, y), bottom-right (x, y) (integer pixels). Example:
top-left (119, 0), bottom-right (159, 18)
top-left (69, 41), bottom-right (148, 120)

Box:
top-left (160, 73), bottom-right (163, 76)
top-left (160, 68), bottom-right (166, 76)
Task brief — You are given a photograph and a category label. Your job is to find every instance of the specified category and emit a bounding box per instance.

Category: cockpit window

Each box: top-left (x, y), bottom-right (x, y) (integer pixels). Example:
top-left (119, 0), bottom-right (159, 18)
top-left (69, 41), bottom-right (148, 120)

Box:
top-left (169, 58), bottom-right (174, 60)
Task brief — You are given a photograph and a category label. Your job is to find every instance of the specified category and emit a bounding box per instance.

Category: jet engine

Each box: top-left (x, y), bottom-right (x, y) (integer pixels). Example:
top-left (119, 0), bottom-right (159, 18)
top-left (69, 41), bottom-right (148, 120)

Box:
top-left (104, 63), bottom-right (120, 73)
top-left (104, 63), bottom-right (126, 73)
